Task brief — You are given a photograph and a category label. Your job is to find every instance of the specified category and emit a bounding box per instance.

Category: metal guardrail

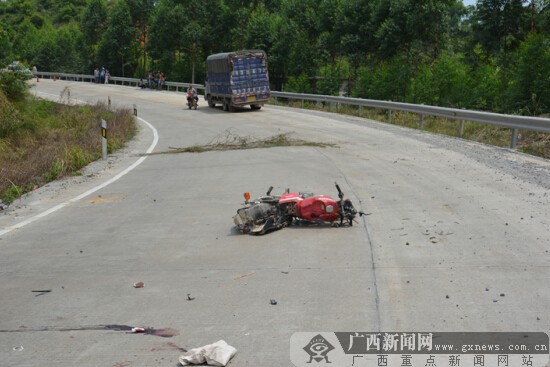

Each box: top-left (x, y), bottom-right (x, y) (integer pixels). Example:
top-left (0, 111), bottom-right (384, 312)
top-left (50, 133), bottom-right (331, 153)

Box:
top-left (34, 72), bottom-right (549, 149)
top-left (35, 72), bottom-right (205, 93)
top-left (271, 91), bottom-right (550, 149)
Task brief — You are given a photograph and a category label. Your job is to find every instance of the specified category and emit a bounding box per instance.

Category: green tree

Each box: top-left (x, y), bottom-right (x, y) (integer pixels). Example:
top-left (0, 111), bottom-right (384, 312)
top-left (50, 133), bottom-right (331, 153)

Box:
top-left (469, 57), bottom-right (503, 111)
top-left (372, 0), bottom-right (456, 59)
top-left (538, 0), bottom-right (550, 36)
top-left (98, 0), bottom-right (136, 76)
top-left (243, 3), bottom-right (273, 51)
top-left (506, 32), bottom-right (550, 114)
top-left (55, 3), bottom-right (79, 24)
top-left (148, 0), bottom-right (222, 82)
top-left (10, 19), bottom-right (39, 62)
top-left (353, 55), bottom-right (412, 101)
top-left (0, 69), bottom-right (31, 102)
top-left (82, 0), bottom-right (107, 46)
top-left (0, 26), bottom-right (12, 64)
top-left (317, 59), bottom-right (350, 95)
top-left (54, 23), bottom-right (86, 72)
top-left (472, 0), bottom-right (529, 56)
top-left (126, 0), bottom-right (155, 76)
top-left (81, 0), bottom-right (108, 68)
top-left (285, 73), bottom-right (312, 93)
top-left (409, 52), bottom-right (469, 107)
top-left (148, 0), bottom-right (185, 77)
top-left (33, 26), bottom-right (58, 72)
top-left (32, 23), bottom-right (84, 72)
top-left (333, 0), bottom-right (374, 73)
top-left (267, 14), bottom-right (294, 86)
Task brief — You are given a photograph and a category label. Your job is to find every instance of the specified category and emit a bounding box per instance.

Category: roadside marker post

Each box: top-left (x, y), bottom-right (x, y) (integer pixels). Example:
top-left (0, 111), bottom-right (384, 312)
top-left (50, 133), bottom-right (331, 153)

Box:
top-left (101, 119), bottom-right (107, 160)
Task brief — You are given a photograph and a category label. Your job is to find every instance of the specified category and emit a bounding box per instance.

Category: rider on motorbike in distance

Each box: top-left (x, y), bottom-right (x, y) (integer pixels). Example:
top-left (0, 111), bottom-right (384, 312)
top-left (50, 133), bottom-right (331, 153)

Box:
top-left (187, 84), bottom-right (198, 105)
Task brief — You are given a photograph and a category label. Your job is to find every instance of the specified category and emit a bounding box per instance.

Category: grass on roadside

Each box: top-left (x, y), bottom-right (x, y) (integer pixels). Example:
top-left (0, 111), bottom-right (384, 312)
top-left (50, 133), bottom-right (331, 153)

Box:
top-left (270, 98), bottom-right (550, 159)
top-left (0, 91), bottom-right (136, 204)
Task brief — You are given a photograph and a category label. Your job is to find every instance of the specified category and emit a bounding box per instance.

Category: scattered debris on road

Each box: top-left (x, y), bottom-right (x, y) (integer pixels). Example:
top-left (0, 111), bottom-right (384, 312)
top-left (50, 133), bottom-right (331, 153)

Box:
top-left (133, 282), bottom-right (144, 288)
top-left (187, 294), bottom-right (195, 301)
top-left (270, 299), bottom-right (277, 305)
top-left (233, 271), bottom-right (256, 280)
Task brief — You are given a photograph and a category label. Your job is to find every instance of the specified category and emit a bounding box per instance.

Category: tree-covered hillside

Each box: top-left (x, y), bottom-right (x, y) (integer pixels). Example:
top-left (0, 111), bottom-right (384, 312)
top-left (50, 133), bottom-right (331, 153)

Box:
top-left (1, 0), bottom-right (549, 115)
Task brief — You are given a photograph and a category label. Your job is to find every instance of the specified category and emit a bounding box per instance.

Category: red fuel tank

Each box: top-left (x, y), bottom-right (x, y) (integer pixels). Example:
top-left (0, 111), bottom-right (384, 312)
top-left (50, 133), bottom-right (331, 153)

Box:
top-left (279, 192), bottom-right (303, 204)
top-left (295, 196), bottom-right (339, 222)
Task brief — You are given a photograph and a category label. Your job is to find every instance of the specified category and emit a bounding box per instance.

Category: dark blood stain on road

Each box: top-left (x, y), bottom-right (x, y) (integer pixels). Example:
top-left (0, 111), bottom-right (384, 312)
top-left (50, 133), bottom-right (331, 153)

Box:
top-left (146, 328), bottom-right (180, 338)
top-left (0, 324), bottom-right (179, 338)
top-left (104, 325), bottom-right (179, 337)
top-left (151, 342), bottom-right (187, 352)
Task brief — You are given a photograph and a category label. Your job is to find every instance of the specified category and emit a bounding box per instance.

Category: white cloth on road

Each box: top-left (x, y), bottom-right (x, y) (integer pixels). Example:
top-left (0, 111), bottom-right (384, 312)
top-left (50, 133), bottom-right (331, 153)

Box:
top-left (178, 340), bottom-right (237, 366)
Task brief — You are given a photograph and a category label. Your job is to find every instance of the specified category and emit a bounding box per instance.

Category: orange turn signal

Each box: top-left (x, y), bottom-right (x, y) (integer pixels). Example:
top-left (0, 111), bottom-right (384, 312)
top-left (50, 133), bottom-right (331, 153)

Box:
top-left (244, 192), bottom-right (251, 201)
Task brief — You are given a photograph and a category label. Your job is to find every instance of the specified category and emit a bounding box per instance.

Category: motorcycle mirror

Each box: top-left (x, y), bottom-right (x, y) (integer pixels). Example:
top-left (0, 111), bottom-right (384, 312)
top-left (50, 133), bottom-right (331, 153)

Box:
top-left (244, 192), bottom-right (251, 202)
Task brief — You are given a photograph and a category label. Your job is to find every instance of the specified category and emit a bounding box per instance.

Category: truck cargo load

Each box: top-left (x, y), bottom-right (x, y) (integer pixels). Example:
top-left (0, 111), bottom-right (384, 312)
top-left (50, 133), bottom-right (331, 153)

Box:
top-left (205, 50), bottom-right (270, 111)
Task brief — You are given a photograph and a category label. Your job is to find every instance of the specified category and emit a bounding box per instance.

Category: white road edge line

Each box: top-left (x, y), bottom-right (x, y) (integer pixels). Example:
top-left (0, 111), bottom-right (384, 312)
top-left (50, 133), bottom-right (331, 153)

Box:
top-left (0, 116), bottom-right (159, 237)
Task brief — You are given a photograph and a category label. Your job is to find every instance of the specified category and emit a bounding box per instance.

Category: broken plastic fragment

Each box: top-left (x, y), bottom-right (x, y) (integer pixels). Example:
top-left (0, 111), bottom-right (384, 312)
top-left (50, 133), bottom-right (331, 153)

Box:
top-left (133, 282), bottom-right (144, 288)
top-left (132, 327), bottom-right (146, 333)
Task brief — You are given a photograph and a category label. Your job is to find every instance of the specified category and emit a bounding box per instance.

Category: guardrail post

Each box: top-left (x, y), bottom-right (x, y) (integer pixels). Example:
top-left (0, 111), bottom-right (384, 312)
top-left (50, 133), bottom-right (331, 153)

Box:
top-left (460, 120), bottom-right (465, 138)
top-left (101, 119), bottom-right (107, 160)
top-left (420, 113), bottom-right (424, 129)
top-left (510, 129), bottom-right (518, 149)
top-left (133, 104), bottom-right (138, 119)
top-left (388, 110), bottom-right (392, 124)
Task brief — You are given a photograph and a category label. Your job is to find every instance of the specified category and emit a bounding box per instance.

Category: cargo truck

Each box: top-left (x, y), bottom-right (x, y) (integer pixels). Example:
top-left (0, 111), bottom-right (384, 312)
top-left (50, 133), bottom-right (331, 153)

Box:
top-left (205, 50), bottom-right (270, 111)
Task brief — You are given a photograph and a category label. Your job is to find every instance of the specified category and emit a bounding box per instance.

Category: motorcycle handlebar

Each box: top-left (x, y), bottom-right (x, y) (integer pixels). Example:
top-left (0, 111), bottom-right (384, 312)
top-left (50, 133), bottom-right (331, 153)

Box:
top-left (335, 182), bottom-right (344, 200)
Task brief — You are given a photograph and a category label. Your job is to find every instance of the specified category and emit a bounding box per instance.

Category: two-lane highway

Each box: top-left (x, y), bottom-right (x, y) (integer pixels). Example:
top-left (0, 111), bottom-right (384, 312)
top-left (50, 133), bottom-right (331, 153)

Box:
top-left (0, 80), bottom-right (548, 366)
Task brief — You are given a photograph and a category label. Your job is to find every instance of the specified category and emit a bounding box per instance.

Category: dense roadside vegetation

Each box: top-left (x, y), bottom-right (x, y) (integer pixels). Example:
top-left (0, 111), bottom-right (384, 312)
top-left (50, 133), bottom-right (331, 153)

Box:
top-left (0, 73), bottom-right (135, 204)
top-left (1, 0), bottom-right (549, 116)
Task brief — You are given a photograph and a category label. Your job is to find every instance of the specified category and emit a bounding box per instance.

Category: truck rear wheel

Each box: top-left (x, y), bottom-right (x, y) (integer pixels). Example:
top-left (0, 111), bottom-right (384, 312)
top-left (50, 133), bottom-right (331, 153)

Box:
top-left (223, 100), bottom-right (229, 111)
top-left (207, 96), bottom-right (215, 108)
top-left (250, 104), bottom-right (262, 110)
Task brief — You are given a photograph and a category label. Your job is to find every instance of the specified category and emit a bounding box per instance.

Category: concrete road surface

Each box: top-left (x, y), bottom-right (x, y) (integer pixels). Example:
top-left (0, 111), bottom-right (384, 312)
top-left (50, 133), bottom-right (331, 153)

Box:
top-left (0, 80), bottom-right (549, 366)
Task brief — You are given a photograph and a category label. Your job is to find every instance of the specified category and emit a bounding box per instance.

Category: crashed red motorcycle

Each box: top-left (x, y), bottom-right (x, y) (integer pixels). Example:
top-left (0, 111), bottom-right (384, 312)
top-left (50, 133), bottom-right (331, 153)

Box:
top-left (233, 182), bottom-right (364, 235)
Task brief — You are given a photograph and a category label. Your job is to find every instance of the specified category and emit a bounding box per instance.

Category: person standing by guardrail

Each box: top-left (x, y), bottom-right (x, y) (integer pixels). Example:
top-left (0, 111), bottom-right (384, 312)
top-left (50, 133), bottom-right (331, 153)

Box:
top-left (147, 71), bottom-right (153, 88)
top-left (159, 72), bottom-right (166, 90)
top-left (94, 67), bottom-right (99, 83)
